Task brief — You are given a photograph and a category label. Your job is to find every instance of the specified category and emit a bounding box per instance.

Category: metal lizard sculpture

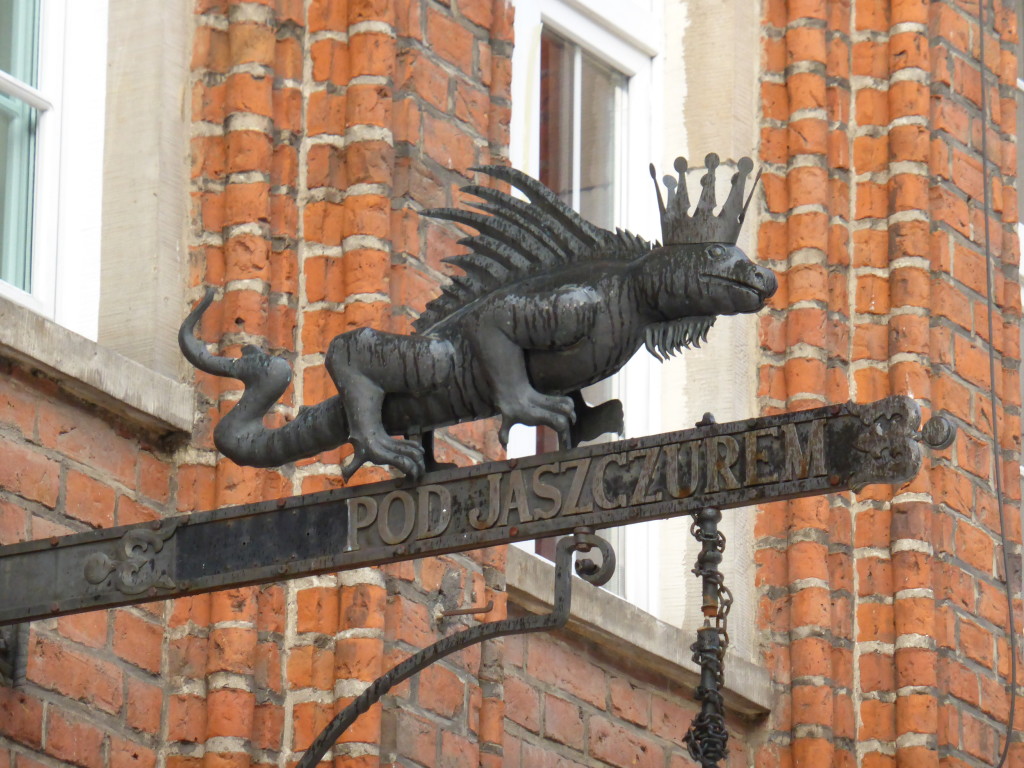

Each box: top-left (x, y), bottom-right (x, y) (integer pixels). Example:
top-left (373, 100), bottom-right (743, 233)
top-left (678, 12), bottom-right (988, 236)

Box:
top-left (179, 154), bottom-right (777, 479)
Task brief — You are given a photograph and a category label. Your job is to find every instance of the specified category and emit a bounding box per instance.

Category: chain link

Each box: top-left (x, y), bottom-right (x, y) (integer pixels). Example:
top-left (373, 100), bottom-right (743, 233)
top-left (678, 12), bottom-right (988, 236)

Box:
top-left (683, 508), bottom-right (731, 767)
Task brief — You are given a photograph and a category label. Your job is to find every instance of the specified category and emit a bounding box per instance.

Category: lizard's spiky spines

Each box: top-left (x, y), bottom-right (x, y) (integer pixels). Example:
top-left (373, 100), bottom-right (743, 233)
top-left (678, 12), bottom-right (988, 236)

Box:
top-left (416, 165), bottom-right (651, 334)
top-left (475, 165), bottom-right (601, 250)
top-left (444, 253), bottom-right (510, 288)
top-left (644, 316), bottom-right (716, 361)
top-left (461, 188), bottom-right (581, 262)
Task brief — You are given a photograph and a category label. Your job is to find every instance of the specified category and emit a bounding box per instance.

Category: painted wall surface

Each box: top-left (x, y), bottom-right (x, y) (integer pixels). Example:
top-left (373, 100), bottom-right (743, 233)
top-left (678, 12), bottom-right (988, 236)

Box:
top-left (0, 1), bottom-right (1020, 768)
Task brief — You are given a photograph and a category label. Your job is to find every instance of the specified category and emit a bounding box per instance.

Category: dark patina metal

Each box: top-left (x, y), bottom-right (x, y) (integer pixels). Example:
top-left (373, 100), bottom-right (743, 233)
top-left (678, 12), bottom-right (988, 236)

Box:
top-left (0, 397), bottom-right (953, 626)
top-left (179, 157), bottom-right (775, 480)
top-left (684, 506), bottom-right (732, 766)
top-left (297, 531), bottom-right (615, 768)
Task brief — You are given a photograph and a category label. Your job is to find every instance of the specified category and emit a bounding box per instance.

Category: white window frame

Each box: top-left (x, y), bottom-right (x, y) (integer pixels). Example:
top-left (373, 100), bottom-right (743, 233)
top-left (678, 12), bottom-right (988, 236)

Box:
top-left (0, 0), bottom-right (109, 340)
top-left (508, 0), bottom-right (665, 613)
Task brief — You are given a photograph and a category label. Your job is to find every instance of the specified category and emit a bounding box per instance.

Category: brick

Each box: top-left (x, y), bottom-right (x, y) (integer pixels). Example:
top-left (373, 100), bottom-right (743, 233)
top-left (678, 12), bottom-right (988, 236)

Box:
top-left (427, 9), bottom-right (475, 70)
top-left (168, 695), bottom-right (205, 742)
top-left (117, 496), bottom-right (160, 525)
top-left (126, 676), bottom-right (163, 733)
top-left (47, 710), bottom-right (105, 768)
top-left (224, 72), bottom-right (273, 117)
top-left (207, 625), bottom-right (258, 675)
top-left (207, 688), bottom-right (255, 738)
top-left (227, 22), bottom-right (274, 67)
top-left (28, 634), bottom-right (123, 714)
top-left (588, 716), bottom-right (663, 768)
top-left (440, 730), bottom-right (477, 768)
top-left (543, 694), bottom-right (584, 748)
top-left (954, 521), bottom-right (995, 573)
top-left (526, 638), bottom-right (605, 709)
top-left (295, 587), bottom-right (340, 634)
top-left (0, 378), bottom-right (36, 437)
top-left (418, 662), bottom-right (464, 718)
top-left (57, 611), bottom-right (108, 649)
top-left (110, 738), bottom-right (157, 768)
top-left (114, 610), bottom-right (164, 674)
top-left (349, 33), bottom-right (396, 78)
top-left (66, 470), bottom-right (115, 528)
top-left (0, 442), bottom-right (59, 508)
top-left (423, 113), bottom-right (478, 170)
top-left (0, 689), bottom-right (43, 747)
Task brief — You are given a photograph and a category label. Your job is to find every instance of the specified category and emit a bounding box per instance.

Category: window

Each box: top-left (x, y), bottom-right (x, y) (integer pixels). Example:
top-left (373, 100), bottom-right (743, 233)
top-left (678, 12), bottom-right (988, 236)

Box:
top-left (0, 0), bottom-right (110, 340)
top-left (508, 0), bottom-right (760, 662)
top-left (509, 0), bottom-right (664, 606)
top-left (0, 0), bottom-right (42, 296)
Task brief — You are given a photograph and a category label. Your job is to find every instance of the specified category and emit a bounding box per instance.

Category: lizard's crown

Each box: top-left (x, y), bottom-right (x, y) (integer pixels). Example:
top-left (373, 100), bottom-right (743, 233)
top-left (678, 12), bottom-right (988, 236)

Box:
top-left (650, 153), bottom-right (760, 245)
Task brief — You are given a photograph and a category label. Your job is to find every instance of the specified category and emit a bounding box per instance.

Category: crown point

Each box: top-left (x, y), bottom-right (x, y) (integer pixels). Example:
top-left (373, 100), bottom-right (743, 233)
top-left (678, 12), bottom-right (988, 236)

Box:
top-left (649, 163), bottom-right (658, 181)
top-left (654, 153), bottom-right (757, 246)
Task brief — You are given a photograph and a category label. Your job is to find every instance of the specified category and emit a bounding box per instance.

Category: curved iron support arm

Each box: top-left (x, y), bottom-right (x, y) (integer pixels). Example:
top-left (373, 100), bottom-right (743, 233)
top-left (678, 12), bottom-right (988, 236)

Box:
top-left (297, 532), bottom-right (614, 768)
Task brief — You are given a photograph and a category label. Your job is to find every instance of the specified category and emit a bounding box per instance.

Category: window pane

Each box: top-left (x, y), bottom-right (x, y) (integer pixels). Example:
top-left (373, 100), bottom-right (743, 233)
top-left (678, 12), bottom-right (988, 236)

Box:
top-left (0, 95), bottom-right (36, 291)
top-left (579, 53), bottom-right (624, 230)
top-left (0, 0), bottom-right (39, 85)
top-left (539, 31), bottom-right (573, 207)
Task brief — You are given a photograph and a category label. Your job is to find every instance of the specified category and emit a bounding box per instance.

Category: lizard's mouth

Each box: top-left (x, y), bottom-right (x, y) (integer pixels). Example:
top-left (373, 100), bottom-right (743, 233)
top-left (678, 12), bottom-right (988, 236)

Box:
top-left (704, 275), bottom-right (768, 309)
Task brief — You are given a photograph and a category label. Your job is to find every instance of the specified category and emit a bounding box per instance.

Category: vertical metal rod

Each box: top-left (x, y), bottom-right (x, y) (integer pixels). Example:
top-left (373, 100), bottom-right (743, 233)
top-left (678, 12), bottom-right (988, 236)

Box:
top-left (684, 506), bottom-right (730, 767)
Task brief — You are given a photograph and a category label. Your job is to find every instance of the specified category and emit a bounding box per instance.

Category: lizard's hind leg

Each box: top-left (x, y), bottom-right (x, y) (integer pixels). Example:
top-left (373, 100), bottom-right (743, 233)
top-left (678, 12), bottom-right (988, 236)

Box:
top-left (327, 328), bottom-right (454, 480)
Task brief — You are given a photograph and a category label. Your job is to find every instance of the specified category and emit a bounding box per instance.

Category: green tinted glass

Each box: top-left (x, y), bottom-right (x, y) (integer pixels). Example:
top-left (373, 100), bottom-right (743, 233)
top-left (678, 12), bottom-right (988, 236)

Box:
top-left (0, 98), bottom-right (36, 290)
top-left (0, 0), bottom-right (40, 293)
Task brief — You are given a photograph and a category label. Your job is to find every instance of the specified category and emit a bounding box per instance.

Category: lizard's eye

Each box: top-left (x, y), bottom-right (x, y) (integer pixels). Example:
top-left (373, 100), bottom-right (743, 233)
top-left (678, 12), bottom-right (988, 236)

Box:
top-left (706, 245), bottom-right (726, 259)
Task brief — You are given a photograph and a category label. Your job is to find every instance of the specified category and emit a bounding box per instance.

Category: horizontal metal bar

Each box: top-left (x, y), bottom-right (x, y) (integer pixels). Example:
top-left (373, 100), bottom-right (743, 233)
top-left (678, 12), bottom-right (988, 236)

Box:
top-left (0, 70), bottom-right (53, 112)
top-left (0, 396), bottom-right (928, 626)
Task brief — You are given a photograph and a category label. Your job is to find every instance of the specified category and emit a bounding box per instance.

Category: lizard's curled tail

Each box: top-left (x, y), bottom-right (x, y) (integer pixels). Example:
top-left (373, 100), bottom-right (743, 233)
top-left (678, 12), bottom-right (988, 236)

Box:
top-left (179, 288), bottom-right (350, 468)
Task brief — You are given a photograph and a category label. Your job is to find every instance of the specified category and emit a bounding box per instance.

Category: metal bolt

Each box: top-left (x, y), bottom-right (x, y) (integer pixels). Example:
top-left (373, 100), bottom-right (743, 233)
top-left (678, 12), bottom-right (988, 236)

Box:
top-left (828, 475), bottom-right (841, 486)
top-left (509, 526), bottom-right (519, 536)
top-left (49, 537), bottom-right (59, 547)
top-left (50, 602), bottom-right (60, 613)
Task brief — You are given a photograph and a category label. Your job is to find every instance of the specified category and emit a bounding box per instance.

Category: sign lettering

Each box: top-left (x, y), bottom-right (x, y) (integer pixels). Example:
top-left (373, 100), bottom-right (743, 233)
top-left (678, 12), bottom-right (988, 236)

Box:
top-left (0, 397), bottom-right (927, 626)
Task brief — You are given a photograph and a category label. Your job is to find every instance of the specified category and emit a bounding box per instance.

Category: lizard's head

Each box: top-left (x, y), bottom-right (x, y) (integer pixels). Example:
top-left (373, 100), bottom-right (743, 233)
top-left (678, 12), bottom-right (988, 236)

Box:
top-left (642, 241), bottom-right (777, 317)
top-left (637, 242), bottom-right (776, 360)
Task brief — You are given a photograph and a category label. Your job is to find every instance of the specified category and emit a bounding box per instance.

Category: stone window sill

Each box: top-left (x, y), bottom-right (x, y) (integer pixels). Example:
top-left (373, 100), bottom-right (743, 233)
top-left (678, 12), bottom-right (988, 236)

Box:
top-left (506, 546), bottom-right (772, 717)
top-left (0, 296), bottom-right (193, 435)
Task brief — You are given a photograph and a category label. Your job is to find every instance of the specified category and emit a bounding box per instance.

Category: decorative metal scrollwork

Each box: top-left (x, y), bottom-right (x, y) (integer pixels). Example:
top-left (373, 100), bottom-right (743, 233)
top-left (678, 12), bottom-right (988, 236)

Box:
top-left (848, 397), bottom-right (922, 491)
top-left (83, 523), bottom-right (177, 595)
top-left (297, 530), bottom-right (615, 768)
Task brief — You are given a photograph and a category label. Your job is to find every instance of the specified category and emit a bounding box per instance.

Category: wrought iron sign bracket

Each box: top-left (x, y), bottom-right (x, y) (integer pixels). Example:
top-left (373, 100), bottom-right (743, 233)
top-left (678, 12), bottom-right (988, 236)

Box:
top-left (297, 530), bottom-right (615, 768)
top-left (0, 396), bottom-right (955, 628)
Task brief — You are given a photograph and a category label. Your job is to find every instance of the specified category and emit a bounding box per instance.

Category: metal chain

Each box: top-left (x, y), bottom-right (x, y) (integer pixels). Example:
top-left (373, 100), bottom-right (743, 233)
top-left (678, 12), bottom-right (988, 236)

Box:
top-left (683, 507), bottom-right (731, 767)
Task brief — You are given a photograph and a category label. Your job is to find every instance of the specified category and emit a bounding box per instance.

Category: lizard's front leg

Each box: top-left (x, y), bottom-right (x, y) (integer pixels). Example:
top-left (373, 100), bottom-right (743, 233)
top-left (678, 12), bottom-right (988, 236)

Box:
top-left (327, 328), bottom-right (454, 479)
top-left (470, 286), bottom-right (600, 446)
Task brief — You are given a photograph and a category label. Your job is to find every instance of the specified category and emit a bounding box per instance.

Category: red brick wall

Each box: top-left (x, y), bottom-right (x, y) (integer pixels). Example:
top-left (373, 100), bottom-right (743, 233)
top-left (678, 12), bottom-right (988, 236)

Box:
top-left (3, 1), bottom-right (1022, 767)
top-left (502, 616), bottom-right (756, 768)
top-left (184, 0), bottom-right (514, 765)
top-left (0, 365), bottom-right (177, 768)
top-left (756, 1), bottom-right (1022, 767)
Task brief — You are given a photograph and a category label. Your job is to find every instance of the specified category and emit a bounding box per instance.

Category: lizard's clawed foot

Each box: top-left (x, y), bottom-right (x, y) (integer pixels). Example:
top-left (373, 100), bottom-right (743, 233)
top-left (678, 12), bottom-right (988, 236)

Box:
top-left (497, 392), bottom-right (576, 447)
top-left (343, 433), bottom-right (426, 481)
